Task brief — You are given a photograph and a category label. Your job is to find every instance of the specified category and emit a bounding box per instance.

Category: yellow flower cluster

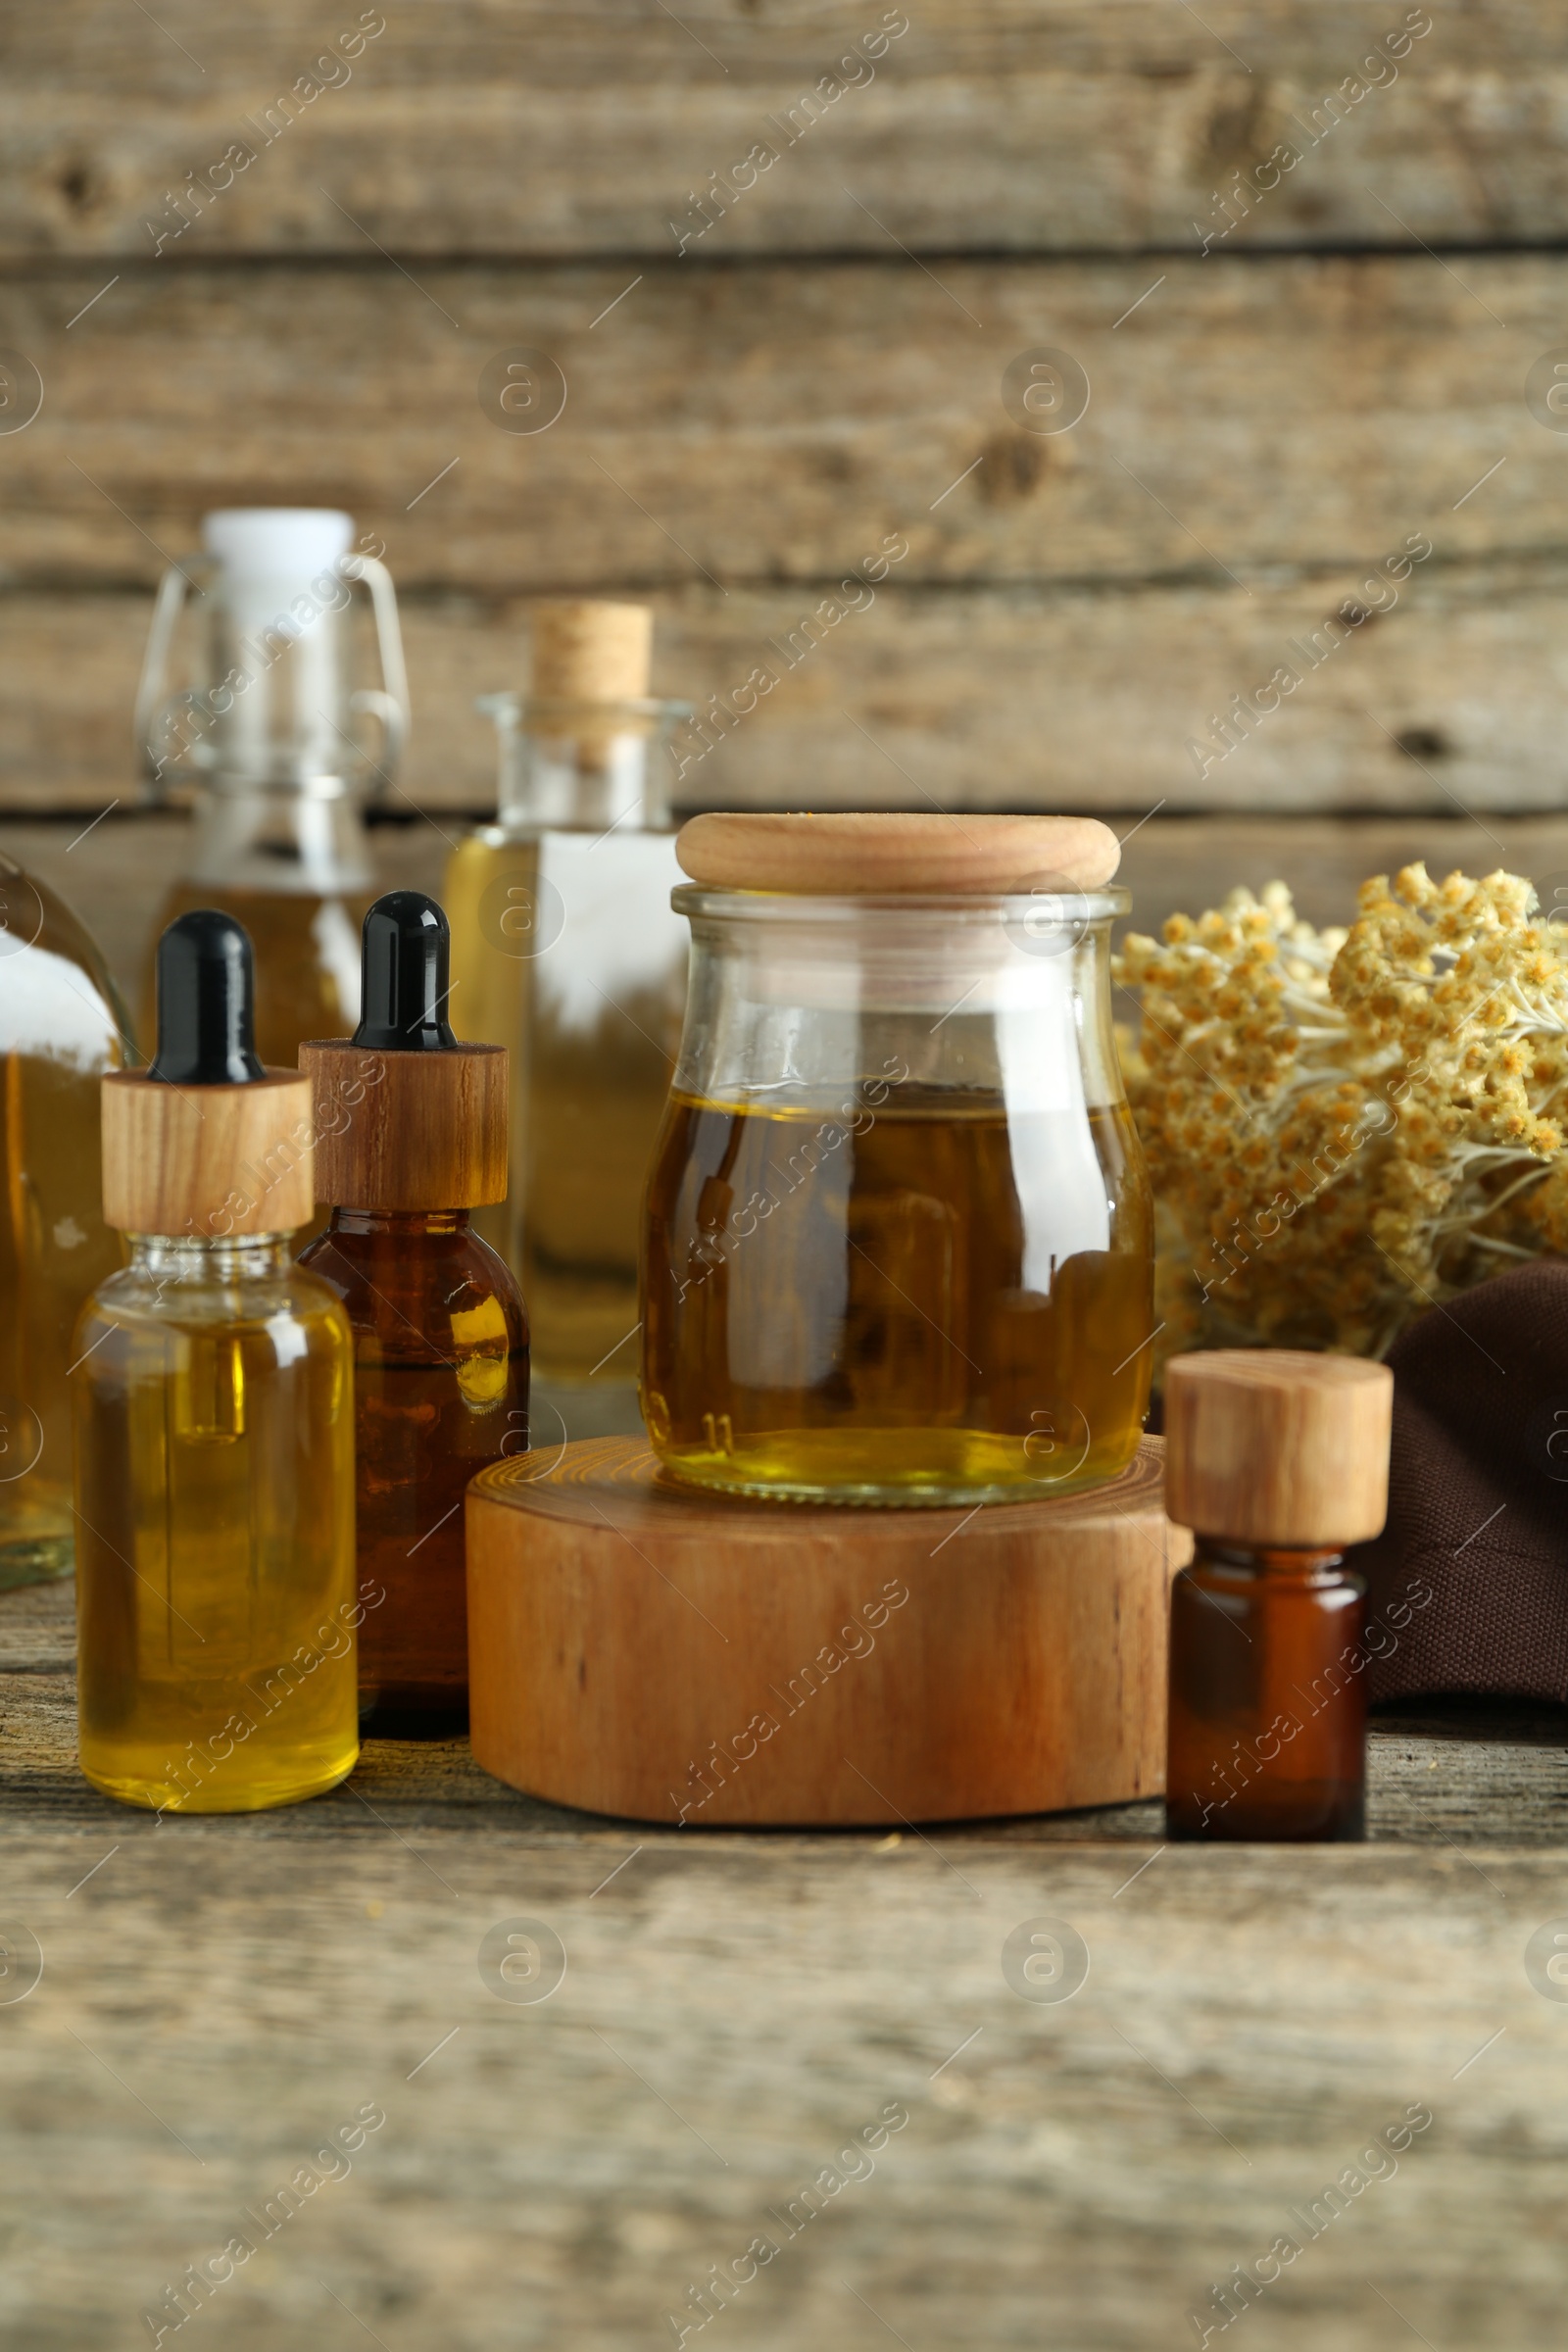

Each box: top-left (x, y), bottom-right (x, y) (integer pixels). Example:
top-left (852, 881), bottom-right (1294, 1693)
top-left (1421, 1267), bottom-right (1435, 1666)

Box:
top-left (1114, 865), bottom-right (1568, 1362)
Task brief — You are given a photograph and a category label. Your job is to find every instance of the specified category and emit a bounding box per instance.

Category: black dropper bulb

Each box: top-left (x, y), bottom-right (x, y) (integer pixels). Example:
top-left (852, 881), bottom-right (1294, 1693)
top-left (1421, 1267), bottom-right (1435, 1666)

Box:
top-left (147, 909), bottom-right (267, 1085)
top-left (353, 892), bottom-right (457, 1053)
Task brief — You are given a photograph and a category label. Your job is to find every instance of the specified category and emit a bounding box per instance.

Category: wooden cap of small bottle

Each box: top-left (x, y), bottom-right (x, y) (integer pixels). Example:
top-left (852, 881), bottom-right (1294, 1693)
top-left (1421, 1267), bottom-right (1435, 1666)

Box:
top-left (1163, 1349), bottom-right (1395, 1547)
top-left (298, 1040), bottom-right (509, 1211)
top-left (101, 1070), bottom-right (316, 1236)
top-left (675, 810), bottom-right (1122, 895)
top-left (531, 601), bottom-right (652, 704)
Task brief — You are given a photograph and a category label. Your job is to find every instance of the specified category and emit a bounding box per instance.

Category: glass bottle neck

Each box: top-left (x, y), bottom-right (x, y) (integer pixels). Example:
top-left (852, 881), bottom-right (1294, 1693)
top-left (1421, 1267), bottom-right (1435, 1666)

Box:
top-left (328, 1208), bottom-right (470, 1238)
top-left (203, 592), bottom-right (356, 793)
top-left (669, 898), bottom-right (1126, 1113)
top-left (128, 1233), bottom-right (294, 1280)
top-left (483, 696), bottom-right (680, 835)
top-left (183, 778), bottom-right (372, 895)
top-left (1199, 1539), bottom-right (1349, 1578)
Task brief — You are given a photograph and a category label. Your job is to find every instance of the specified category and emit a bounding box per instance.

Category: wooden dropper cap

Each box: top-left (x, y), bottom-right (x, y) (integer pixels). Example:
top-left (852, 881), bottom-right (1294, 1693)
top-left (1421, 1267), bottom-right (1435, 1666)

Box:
top-left (102, 910), bottom-right (315, 1236)
top-left (1163, 1349), bottom-right (1394, 1547)
top-left (300, 892), bottom-right (507, 1211)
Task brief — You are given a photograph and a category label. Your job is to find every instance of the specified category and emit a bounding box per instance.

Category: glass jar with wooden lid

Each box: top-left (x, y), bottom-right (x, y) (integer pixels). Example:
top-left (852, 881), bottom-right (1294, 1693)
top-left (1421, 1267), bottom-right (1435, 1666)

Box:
top-left (640, 811), bottom-right (1154, 1505)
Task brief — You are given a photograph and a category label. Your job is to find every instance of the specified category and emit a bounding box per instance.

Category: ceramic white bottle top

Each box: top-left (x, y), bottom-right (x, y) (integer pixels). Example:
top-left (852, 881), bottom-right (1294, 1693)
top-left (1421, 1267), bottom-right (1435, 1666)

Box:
top-left (202, 508), bottom-right (356, 633)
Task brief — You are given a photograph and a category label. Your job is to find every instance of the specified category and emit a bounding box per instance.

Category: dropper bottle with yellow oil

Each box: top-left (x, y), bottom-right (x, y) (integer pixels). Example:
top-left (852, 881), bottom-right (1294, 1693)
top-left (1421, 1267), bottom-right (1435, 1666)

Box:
top-left (299, 892), bottom-right (529, 1736)
top-left (72, 910), bottom-right (359, 1812)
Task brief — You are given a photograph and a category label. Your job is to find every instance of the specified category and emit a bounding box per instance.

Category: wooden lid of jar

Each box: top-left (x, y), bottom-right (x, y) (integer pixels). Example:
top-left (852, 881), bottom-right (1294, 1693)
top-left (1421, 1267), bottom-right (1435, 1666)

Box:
top-left (675, 810), bottom-right (1121, 895)
top-left (1163, 1348), bottom-right (1394, 1547)
top-left (531, 601), bottom-right (652, 704)
top-left (299, 1040), bottom-right (509, 1210)
top-left (101, 1069), bottom-right (315, 1236)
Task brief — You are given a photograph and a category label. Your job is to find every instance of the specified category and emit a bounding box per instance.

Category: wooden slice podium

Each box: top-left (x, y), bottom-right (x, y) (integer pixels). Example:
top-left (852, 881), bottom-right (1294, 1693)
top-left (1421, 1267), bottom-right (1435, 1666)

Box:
top-left (466, 1437), bottom-right (1192, 1827)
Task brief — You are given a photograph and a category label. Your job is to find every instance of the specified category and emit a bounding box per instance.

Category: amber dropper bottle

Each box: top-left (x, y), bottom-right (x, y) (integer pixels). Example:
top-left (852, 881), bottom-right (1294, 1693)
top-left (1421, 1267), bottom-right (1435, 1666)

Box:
top-left (1163, 1348), bottom-right (1394, 1842)
top-left (300, 892), bottom-right (528, 1737)
top-left (73, 910), bottom-right (359, 1812)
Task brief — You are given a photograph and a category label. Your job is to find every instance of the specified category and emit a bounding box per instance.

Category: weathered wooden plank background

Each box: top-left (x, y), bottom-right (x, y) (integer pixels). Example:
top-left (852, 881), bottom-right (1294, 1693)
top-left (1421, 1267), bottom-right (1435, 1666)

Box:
top-left (2, 3), bottom-right (1567, 839)
top-left (5, 5), bottom-right (1568, 260)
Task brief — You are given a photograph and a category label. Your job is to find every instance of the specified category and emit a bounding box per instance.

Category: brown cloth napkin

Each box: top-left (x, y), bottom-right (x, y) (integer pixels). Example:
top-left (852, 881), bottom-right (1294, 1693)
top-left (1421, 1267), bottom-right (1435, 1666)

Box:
top-left (1351, 1261), bottom-right (1568, 1702)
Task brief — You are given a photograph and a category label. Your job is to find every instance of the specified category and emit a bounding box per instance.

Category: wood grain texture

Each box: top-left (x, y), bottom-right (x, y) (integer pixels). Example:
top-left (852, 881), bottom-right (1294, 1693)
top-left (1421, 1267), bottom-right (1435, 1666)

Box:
top-left (466, 1436), bottom-right (1191, 1825)
top-left (0, 247), bottom-right (1563, 816)
top-left (300, 1040), bottom-right (509, 1210)
top-left (0, 253), bottom-right (1555, 596)
top-left (673, 809), bottom-right (1122, 893)
top-left (1108, 814), bottom-right (1568, 939)
top-left (6, 5), bottom-right (1568, 2313)
top-left (11, 813), bottom-right (1568, 1015)
top-left (2, 5), bottom-right (1566, 258)
top-left (0, 19), bottom-right (1563, 841)
top-left (12, 558), bottom-right (1568, 816)
top-left (3, 1575), bottom-right (1568, 2349)
top-left (1166, 1350), bottom-right (1396, 1547)
top-left (101, 1068), bottom-right (315, 1234)
top-left (13, 1576), bottom-right (1568, 1843)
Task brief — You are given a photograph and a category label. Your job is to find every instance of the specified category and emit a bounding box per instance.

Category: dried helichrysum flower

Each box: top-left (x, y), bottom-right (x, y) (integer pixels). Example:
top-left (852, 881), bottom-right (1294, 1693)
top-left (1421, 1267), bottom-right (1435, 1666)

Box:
top-left (1113, 867), bottom-right (1568, 1364)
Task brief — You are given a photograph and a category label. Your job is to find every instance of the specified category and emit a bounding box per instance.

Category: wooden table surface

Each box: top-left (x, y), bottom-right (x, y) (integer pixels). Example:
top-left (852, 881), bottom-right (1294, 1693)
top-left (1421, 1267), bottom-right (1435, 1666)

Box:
top-left (3, 1574), bottom-right (1566, 2351)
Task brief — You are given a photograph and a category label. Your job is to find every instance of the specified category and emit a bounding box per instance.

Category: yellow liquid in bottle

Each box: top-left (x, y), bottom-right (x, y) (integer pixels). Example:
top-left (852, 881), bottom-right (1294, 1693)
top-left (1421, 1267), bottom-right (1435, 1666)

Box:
top-left (73, 1248), bottom-right (359, 1811)
top-left (0, 871), bottom-right (127, 1585)
top-left (643, 1093), bottom-right (1153, 1504)
top-left (443, 830), bottom-right (537, 1277)
top-left (144, 885), bottom-right (368, 1068)
top-left (0, 1056), bottom-right (126, 1581)
top-left (445, 829), bottom-right (684, 1386)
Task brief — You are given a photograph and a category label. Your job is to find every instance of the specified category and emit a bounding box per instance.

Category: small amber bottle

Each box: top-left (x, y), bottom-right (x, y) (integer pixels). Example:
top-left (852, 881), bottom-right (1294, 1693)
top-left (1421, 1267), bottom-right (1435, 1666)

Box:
top-left (300, 893), bottom-right (528, 1737)
top-left (1163, 1348), bottom-right (1394, 1842)
top-left (73, 911), bottom-right (359, 1812)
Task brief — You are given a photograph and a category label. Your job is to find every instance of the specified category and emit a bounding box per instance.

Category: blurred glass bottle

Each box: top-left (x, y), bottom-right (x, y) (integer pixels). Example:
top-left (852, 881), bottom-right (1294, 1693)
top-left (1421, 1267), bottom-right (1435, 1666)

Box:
top-left (0, 858), bottom-right (128, 1587)
top-left (443, 603), bottom-right (687, 1438)
top-left (134, 507), bottom-right (410, 1067)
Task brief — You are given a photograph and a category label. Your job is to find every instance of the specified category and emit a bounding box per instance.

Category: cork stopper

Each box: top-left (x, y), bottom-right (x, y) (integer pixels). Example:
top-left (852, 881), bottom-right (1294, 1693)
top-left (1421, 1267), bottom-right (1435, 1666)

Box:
top-left (530, 601), bottom-right (652, 705)
top-left (1163, 1349), bottom-right (1394, 1547)
top-left (300, 892), bottom-right (508, 1211)
top-left (102, 910), bottom-right (315, 1236)
top-left (675, 811), bottom-right (1122, 896)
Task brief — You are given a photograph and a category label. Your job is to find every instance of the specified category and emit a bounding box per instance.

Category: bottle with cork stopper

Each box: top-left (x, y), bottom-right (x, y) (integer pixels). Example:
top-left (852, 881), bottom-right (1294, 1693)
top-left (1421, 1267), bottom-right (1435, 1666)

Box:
top-left (71, 910), bottom-right (359, 1812)
top-left (1162, 1348), bottom-right (1394, 1841)
top-left (443, 602), bottom-right (689, 1439)
top-left (299, 892), bottom-right (528, 1737)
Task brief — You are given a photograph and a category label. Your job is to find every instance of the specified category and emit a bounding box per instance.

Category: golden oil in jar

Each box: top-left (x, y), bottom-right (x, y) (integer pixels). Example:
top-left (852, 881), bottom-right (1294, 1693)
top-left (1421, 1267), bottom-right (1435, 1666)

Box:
top-left (642, 1086), bottom-right (1154, 1505)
